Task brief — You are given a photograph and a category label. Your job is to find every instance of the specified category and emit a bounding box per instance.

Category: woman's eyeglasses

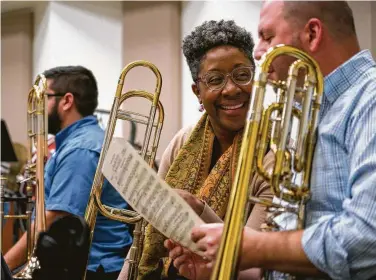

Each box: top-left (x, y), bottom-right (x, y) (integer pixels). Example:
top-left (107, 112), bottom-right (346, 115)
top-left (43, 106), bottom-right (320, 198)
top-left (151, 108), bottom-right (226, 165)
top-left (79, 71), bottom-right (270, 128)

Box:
top-left (197, 66), bottom-right (254, 91)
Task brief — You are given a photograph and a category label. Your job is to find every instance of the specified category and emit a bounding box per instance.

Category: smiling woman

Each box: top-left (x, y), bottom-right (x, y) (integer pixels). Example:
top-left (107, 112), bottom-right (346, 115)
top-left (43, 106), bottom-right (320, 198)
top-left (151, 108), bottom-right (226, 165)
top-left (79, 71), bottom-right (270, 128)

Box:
top-left (117, 19), bottom-right (274, 280)
top-left (194, 45), bottom-right (253, 137)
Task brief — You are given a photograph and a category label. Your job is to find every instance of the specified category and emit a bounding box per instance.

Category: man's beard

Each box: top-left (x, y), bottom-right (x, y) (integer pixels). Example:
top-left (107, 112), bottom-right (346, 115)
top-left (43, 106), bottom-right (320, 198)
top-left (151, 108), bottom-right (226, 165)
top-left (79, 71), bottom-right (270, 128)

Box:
top-left (48, 103), bottom-right (62, 135)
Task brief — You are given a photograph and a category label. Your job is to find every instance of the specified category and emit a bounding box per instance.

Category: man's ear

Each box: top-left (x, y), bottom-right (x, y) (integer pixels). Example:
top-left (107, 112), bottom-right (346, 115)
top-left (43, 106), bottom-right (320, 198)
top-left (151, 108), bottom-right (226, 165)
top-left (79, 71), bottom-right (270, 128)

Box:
top-left (302, 18), bottom-right (323, 53)
top-left (61, 93), bottom-right (75, 111)
top-left (192, 83), bottom-right (201, 103)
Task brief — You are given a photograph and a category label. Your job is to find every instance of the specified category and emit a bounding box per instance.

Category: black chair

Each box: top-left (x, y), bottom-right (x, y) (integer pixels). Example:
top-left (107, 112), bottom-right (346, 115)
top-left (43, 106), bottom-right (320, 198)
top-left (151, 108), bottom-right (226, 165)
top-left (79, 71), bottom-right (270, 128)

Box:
top-left (1, 253), bottom-right (13, 280)
top-left (32, 215), bottom-right (90, 280)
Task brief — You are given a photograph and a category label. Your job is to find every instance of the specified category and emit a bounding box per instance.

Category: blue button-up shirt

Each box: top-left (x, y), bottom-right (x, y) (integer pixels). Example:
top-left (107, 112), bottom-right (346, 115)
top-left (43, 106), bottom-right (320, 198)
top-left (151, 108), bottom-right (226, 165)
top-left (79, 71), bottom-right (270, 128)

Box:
top-left (44, 116), bottom-right (132, 272)
top-left (302, 50), bottom-right (376, 280)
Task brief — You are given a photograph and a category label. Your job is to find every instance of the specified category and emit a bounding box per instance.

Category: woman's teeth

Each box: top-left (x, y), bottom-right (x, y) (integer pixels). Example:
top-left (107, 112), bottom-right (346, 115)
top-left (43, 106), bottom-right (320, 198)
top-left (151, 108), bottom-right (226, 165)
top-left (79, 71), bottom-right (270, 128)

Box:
top-left (220, 103), bottom-right (244, 110)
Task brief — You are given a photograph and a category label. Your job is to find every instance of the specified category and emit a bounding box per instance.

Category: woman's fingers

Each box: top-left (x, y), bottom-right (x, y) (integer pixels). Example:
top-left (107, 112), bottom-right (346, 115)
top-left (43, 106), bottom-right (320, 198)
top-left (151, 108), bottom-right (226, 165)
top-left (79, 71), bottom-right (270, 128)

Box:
top-left (164, 239), bottom-right (176, 251)
top-left (173, 253), bottom-right (192, 268)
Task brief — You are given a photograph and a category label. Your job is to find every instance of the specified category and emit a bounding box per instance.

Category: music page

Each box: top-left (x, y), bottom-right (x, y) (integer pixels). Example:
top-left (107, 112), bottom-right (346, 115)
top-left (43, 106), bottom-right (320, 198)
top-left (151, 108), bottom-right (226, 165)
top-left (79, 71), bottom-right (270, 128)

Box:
top-left (102, 137), bottom-right (204, 253)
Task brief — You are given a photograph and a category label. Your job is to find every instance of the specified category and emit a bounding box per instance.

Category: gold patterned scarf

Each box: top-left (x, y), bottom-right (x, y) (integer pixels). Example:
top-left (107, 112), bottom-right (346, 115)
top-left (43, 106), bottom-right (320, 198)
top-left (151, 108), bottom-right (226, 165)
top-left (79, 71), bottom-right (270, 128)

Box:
top-left (137, 113), bottom-right (243, 279)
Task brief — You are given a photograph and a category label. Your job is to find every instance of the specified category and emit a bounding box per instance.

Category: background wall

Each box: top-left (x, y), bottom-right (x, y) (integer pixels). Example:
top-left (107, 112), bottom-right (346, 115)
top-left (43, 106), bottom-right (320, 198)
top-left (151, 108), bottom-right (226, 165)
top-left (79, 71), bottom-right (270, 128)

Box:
top-left (371, 1), bottom-right (376, 59)
top-left (1, 9), bottom-right (33, 145)
top-left (349, 1), bottom-right (376, 58)
top-left (122, 1), bottom-right (181, 160)
top-left (33, 1), bottom-right (124, 135)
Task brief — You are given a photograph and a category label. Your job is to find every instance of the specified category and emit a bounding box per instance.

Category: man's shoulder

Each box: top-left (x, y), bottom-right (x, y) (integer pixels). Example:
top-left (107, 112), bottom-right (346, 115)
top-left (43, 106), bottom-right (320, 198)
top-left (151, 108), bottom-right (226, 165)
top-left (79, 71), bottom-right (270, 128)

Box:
top-left (351, 67), bottom-right (376, 115)
top-left (356, 63), bottom-right (376, 89)
top-left (55, 129), bottom-right (104, 164)
top-left (65, 125), bottom-right (104, 153)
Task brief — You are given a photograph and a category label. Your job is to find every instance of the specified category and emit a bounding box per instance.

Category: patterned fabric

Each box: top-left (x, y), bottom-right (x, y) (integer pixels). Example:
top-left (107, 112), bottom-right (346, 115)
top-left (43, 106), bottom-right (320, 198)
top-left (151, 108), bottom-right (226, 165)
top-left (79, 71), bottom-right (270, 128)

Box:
top-left (138, 113), bottom-right (243, 279)
top-left (302, 50), bottom-right (376, 280)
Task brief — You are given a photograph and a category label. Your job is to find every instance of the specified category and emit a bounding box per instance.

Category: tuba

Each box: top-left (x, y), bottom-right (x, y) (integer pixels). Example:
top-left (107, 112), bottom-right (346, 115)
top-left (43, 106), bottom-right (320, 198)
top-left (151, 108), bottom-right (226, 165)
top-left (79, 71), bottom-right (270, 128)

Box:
top-left (83, 60), bottom-right (164, 280)
top-left (210, 45), bottom-right (324, 280)
top-left (13, 74), bottom-right (48, 279)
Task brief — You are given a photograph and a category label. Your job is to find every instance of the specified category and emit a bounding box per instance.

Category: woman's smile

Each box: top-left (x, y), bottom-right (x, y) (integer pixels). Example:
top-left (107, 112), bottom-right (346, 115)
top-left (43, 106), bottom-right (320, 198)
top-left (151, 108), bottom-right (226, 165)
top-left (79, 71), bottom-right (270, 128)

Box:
top-left (219, 102), bottom-right (245, 110)
top-left (217, 100), bottom-right (249, 117)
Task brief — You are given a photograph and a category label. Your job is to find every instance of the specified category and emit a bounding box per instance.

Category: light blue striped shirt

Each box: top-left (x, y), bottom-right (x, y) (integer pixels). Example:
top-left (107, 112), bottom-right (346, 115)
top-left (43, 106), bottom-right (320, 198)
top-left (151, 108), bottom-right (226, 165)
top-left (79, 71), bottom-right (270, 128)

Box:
top-left (302, 50), bottom-right (376, 280)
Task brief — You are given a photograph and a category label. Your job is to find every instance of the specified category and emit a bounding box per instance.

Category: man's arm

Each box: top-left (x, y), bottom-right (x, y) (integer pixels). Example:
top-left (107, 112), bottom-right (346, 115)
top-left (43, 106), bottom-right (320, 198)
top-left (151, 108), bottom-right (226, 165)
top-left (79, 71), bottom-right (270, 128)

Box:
top-left (192, 88), bottom-right (376, 280)
top-left (4, 229), bottom-right (28, 271)
top-left (241, 229), bottom-right (324, 276)
top-left (191, 224), bottom-right (324, 277)
top-left (4, 210), bottom-right (69, 271)
top-left (298, 89), bottom-right (376, 280)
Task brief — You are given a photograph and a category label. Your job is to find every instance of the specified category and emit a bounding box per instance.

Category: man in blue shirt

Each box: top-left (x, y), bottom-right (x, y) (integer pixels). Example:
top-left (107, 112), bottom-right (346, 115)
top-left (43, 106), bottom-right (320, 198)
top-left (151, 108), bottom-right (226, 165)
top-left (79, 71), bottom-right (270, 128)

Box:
top-left (5, 66), bottom-right (132, 280)
top-left (166, 1), bottom-right (376, 280)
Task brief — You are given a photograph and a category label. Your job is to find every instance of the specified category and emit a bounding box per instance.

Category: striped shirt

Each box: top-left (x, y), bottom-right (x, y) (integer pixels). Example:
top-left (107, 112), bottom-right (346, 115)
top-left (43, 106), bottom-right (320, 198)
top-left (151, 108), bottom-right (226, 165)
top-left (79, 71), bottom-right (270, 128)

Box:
top-left (302, 50), bottom-right (376, 280)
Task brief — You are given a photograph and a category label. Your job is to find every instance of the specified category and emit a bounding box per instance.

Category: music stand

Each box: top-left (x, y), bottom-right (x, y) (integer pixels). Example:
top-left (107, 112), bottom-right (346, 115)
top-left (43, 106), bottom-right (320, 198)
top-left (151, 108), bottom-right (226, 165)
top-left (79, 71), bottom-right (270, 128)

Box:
top-left (1, 119), bottom-right (18, 257)
top-left (1, 120), bottom-right (18, 163)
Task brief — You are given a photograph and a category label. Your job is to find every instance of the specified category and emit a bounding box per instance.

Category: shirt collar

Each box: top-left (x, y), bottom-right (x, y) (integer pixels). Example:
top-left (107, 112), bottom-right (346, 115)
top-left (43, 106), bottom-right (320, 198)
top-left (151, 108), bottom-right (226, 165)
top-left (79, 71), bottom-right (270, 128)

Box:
top-left (55, 115), bottom-right (98, 149)
top-left (324, 50), bottom-right (375, 104)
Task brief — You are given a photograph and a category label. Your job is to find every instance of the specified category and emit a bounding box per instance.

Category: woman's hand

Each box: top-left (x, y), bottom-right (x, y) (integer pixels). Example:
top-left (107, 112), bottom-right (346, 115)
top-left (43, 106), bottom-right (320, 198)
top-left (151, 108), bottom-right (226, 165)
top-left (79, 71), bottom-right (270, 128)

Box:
top-left (164, 239), bottom-right (211, 280)
top-left (175, 189), bottom-right (205, 215)
top-left (167, 224), bottom-right (263, 279)
top-left (192, 223), bottom-right (263, 274)
top-left (191, 223), bottom-right (225, 264)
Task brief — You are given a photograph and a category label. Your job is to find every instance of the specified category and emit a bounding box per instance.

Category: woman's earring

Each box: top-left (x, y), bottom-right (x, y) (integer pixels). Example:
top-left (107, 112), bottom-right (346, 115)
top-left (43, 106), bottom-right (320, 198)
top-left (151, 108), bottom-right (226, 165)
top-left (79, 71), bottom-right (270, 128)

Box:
top-left (198, 103), bottom-right (205, 112)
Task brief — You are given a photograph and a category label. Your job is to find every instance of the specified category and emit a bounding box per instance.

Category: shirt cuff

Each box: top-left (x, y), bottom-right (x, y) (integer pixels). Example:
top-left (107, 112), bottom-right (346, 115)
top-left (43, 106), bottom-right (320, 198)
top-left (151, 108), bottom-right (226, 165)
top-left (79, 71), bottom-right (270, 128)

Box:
top-left (302, 218), bottom-right (351, 280)
top-left (46, 203), bottom-right (83, 217)
top-left (199, 202), bottom-right (223, 223)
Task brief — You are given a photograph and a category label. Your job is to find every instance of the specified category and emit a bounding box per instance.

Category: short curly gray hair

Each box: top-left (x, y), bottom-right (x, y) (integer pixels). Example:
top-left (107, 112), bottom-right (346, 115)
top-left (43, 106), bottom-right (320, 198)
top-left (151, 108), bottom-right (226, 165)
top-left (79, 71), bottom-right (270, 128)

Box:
top-left (182, 19), bottom-right (255, 82)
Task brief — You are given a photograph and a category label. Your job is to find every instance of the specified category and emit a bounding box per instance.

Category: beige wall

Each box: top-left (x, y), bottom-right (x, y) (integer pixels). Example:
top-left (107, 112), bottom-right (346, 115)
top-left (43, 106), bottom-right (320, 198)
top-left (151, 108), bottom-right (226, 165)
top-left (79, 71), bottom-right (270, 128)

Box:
top-left (372, 2), bottom-right (376, 58)
top-left (1, 9), bottom-right (33, 146)
top-left (349, 2), bottom-right (372, 52)
top-left (122, 1), bottom-right (181, 161)
top-left (349, 1), bottom-right (376, 58)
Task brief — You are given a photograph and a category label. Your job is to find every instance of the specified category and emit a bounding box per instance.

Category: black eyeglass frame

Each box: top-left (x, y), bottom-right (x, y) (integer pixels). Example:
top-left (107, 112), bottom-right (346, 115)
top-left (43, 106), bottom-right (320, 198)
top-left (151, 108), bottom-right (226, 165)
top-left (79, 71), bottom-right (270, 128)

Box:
top-left (45, 92), bottom-right (77, 98)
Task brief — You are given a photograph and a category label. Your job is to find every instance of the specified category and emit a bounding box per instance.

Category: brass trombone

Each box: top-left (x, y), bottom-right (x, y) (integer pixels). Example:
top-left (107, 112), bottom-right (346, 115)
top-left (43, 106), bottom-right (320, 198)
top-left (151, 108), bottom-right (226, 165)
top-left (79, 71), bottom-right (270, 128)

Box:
top-left (83, 60), bottom-right (164, 280)
top-left (211, 45), bottom-right (324, 280)
top-left (13, 74), bottom-right (48, 279)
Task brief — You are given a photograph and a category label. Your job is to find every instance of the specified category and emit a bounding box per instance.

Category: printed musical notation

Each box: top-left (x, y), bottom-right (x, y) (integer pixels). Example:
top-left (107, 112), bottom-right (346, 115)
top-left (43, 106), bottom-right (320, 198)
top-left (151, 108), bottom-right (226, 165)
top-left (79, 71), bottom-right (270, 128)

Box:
top-left (102, 138), bottom-right (204, 252)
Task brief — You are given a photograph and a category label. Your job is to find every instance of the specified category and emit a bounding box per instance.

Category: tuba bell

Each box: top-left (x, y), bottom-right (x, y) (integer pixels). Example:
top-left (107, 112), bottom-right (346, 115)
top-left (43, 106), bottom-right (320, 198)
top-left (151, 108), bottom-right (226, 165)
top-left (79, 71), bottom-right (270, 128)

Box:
top-left (210, 45), bottom-right (324, 280)
top-left (83, 60), bottom-right (164, 280)
top-left (13, 74), bottom-right (49, 279)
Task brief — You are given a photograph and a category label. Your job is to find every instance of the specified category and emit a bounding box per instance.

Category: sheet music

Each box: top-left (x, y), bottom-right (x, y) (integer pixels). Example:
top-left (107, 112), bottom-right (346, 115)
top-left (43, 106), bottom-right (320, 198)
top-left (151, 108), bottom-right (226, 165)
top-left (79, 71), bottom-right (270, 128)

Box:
top-left (102, 138), bottom-right (204, 253)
